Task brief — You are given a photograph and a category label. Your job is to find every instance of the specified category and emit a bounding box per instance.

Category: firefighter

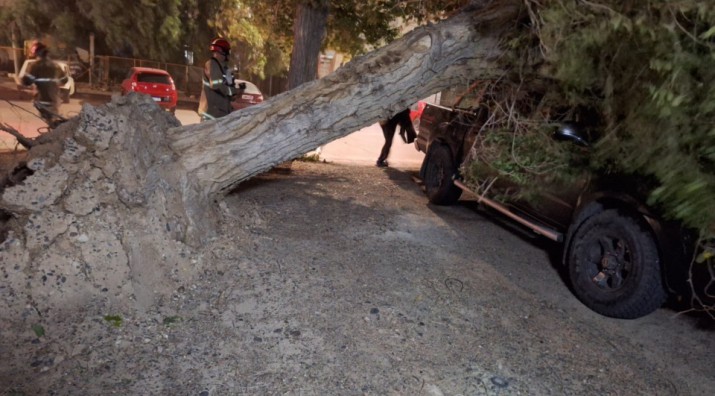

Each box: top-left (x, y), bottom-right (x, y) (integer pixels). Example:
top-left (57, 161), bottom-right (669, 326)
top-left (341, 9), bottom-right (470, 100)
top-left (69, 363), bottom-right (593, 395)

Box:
top-left (21, 42), bottom-right (68, 128)
top-left (198, 37), bottom-right (245, 121)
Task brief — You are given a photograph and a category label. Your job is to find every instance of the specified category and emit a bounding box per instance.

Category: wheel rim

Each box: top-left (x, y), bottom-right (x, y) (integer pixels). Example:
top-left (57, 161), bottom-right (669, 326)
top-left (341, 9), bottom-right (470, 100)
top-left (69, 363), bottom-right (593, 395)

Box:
top-left (582, 233), bottom-right (633, 292)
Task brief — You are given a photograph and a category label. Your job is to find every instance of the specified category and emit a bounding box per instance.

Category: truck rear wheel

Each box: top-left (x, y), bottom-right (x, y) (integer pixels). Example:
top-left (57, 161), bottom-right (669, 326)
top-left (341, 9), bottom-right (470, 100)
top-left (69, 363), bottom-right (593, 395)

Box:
top-left (424, 144), bottom-right (462, 205)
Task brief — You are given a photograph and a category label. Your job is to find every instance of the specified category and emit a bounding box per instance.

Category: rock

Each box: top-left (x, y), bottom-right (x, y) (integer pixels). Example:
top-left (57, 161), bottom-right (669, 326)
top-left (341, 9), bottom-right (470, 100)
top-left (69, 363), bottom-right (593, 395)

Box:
top-left (491, 376), bottom-right (509, 388)
top-left (1, 164), bottom-right (70, 213)
top-left (23, 210), bottom-right (76, 252)
top-left (424, 384), bottom-right (445, 396)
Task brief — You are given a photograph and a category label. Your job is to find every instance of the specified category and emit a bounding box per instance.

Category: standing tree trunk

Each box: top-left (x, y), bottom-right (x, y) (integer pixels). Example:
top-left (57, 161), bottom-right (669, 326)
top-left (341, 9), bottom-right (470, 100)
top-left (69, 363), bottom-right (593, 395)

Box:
top-left (288, 1), bottom-right (329, 89)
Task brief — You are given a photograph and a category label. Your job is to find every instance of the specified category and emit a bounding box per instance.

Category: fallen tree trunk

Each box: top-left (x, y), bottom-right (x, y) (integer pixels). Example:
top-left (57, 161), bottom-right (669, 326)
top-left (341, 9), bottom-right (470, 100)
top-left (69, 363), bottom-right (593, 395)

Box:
top-left (0, 1), bottom-right (524, 324)
top-left (171, 0), bottom-right (524, 196)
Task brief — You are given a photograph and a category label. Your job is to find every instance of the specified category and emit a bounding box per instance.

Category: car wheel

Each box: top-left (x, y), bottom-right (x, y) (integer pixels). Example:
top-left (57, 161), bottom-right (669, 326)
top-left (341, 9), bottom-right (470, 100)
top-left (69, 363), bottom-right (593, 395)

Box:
top-left (567, 209), bottom-right (666, 319)
top-left (423, 143), bottom-right (462, 205)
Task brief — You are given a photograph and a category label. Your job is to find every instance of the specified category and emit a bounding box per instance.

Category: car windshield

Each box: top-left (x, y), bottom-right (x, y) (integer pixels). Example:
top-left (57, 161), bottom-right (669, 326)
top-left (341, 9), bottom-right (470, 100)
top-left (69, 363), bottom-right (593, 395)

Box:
top-left (137, 73), bottom-right (171, 84)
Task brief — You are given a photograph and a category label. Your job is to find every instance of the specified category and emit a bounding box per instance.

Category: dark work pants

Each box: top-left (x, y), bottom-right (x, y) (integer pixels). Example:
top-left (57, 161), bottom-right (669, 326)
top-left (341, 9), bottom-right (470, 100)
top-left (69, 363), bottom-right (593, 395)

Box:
top-left (377, 108), bottom-right (416, 165)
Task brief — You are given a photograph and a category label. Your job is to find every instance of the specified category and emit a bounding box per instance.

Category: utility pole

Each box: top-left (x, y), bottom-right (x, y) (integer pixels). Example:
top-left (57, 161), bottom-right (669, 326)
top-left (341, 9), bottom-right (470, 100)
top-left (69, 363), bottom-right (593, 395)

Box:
top-left (183, 45), bottom-right (193, 96)
top-left (10, 21), bottom-right (20, 75)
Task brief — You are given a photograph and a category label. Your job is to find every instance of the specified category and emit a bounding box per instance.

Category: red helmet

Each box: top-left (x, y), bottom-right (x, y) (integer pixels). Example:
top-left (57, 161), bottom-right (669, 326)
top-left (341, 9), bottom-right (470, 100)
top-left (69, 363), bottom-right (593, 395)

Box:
top-left (31, 42), bottom-right (48, 58)
top-left (209, 37), bottom-right (230, 56)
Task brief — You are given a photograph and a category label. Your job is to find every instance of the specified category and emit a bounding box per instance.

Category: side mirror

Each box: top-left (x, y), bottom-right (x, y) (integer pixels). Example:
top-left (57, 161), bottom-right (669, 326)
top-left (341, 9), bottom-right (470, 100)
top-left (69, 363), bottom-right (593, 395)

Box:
top-left (553, 124), bottom-right (590, 148)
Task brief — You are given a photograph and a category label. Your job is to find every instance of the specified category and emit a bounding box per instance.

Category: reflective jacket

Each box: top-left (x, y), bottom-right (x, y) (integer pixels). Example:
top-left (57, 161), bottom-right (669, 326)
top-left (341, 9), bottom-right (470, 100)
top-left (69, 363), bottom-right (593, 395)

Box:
top-left (197, 57), bottom-right (235, 120)
top-left (23, 58), bottom-right (67, 105)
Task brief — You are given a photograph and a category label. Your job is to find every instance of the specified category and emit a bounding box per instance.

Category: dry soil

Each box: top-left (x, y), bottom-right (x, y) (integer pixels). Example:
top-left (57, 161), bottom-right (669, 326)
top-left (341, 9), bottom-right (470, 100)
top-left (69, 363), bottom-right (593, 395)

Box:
top-left (1, 158), bottom-right (713, 395)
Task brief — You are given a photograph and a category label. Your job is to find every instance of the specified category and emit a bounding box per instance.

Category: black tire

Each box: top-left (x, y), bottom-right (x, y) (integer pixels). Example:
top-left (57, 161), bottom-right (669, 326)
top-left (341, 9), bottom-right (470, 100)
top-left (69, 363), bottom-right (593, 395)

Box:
top-left (566, 209), bottom-right (666, 319)
top-left (423, 143), bottom-right (462, 205)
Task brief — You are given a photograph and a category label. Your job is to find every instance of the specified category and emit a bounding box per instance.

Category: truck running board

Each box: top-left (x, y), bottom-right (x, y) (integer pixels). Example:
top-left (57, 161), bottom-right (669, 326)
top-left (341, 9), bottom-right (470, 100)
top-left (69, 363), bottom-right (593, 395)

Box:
top-left (452, 180), bottom-right (563, 242)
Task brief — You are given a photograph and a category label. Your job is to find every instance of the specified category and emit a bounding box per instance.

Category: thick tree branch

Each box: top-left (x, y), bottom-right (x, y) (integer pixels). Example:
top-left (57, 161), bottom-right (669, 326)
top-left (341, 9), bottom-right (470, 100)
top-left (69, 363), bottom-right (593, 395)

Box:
top-left (169, 0), bottom-right (524, 196)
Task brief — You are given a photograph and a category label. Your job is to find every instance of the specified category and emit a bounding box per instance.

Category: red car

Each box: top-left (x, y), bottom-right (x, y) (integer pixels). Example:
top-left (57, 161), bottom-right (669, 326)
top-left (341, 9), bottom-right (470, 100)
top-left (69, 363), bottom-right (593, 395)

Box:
top-left (121, 67), bottom-right (178, 113)
top-left (231, 79), bottom-right (264, 111)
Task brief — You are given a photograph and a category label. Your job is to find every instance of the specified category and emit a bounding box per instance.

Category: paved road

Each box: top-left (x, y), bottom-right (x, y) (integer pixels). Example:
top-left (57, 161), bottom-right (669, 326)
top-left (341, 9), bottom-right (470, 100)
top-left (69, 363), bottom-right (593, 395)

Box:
top-left (320, 123), bottom-right (424, 169)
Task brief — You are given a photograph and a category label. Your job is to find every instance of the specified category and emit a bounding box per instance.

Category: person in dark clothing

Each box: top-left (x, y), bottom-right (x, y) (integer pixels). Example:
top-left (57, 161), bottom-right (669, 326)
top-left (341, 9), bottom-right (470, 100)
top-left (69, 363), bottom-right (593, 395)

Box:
top-left (376, 108), bottom-right (417, 167)
top-left (21, 42), bottom-right (68, 128)
top-left (198, 37), bottom-right (246, 121)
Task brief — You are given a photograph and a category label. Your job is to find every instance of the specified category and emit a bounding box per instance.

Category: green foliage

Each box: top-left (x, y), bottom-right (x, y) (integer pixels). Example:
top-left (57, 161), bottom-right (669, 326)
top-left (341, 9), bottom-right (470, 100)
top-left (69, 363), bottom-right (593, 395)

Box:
top-left (103, 315), bottom-right (123, 328)
top-left (75, 0), bottom-right (185, 61)
top-left (461, 88), bottom-right (586, 204)
top-left (211, 0), bottom-right (271, 78)
top-left (5, 0), bottom-right (224, 63)
top-left (296, 153), bottom-right (323, 162)
top-left (2, 0), bottom-right (468, 77)
top-left (457, 1), bottom-right (714, 309)
top-left (31, 323), bottom-right (45, 338)
top-left (478, 127), bottom-right (576, 185)
top-left (8, 0), bottom-right (93, 52)
top-left (538, 0), bottom-right (715, 235)
top-left (214, 0), bottom-right (472, 78)
top-left (327, 0), bottom-right (406, 55)
top-left (397, 0), bottom-right (471, 23)
top-left (327, 0), bottom-right (470, 55)
top-left (464, 1), bottom-right (715, 238)
top-left (162, 315), bottom-right (183, 326)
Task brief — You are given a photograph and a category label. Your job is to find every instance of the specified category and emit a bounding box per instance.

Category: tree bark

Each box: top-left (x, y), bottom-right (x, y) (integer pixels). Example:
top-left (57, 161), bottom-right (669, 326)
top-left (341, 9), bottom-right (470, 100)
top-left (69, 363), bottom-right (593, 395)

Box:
top-left (170, 0), bottom-right (524, 197)
top-left (0, 0), bottom-right (525, 322)
top-left (288, 1), bottom-right (329, 89)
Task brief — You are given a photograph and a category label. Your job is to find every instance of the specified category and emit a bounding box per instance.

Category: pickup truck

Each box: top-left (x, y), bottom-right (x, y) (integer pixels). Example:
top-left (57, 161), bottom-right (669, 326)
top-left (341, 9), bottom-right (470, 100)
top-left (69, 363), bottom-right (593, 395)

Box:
top-left (414, 98), bottom-right (700, 319)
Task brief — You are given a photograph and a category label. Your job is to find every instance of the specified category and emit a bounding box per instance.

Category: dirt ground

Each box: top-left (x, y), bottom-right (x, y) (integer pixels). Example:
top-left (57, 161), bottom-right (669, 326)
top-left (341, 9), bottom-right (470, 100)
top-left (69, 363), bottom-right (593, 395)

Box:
top-left (0, 156), bottom-right (713, 395)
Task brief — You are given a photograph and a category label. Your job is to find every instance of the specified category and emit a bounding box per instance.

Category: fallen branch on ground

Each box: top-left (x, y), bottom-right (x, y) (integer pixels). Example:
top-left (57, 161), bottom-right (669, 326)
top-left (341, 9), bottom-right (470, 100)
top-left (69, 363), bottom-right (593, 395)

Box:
top-left (0, 123), bottom-right (35, 149)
